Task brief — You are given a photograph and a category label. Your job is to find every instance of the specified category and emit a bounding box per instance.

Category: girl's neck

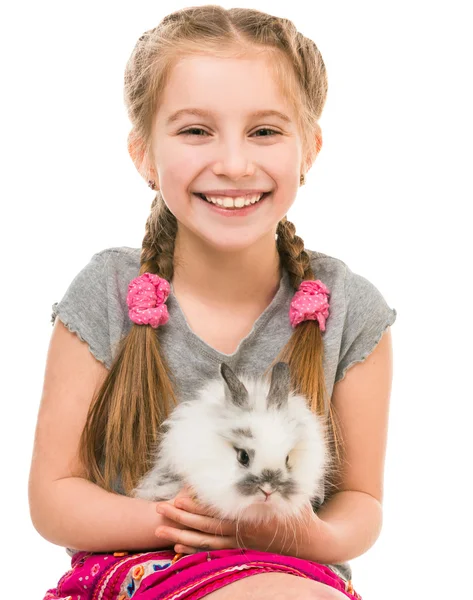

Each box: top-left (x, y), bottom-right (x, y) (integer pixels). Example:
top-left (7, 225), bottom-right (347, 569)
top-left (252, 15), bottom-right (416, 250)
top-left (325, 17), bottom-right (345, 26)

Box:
top-left (171, 230), bottom-right (282, 307)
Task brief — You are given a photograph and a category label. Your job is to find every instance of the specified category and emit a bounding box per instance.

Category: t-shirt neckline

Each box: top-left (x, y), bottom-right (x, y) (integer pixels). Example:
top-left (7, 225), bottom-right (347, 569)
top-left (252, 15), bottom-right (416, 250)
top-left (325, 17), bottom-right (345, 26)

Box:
top-left (167, 268), bottom-right (292, 362)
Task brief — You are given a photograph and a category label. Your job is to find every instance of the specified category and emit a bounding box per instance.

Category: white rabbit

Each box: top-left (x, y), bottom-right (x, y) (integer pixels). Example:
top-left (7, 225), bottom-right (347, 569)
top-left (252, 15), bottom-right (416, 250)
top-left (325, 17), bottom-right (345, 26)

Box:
top-left (132, 362), bottom-right (331, 525)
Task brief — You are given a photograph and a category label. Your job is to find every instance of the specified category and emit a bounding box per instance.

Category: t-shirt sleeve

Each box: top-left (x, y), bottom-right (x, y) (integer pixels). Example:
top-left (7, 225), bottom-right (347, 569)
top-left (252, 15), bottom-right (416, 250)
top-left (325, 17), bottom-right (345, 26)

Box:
top-left (335, 264), bottom-right (397, 384)
top-left (50, 251), bottom-right (122, 370)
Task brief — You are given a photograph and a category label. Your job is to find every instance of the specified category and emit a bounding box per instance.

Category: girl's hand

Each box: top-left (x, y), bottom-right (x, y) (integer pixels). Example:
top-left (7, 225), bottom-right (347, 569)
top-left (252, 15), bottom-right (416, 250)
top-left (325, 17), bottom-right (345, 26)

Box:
top-left (155, 484), bottom-right (238, 554)
top-left (156, 488), bottom-right (330, 557)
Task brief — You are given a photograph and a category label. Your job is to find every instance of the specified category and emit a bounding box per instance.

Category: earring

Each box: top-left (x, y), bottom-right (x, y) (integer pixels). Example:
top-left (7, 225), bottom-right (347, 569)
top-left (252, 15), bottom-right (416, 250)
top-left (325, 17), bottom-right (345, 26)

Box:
top-left (300, 173), bottom-right (305, 186)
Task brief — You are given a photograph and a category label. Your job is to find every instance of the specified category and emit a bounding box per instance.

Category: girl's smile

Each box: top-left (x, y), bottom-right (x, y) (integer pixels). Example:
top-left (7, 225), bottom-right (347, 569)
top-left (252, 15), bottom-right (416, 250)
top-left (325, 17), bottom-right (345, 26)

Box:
top-left (193, 191), bottom-right (272, 217)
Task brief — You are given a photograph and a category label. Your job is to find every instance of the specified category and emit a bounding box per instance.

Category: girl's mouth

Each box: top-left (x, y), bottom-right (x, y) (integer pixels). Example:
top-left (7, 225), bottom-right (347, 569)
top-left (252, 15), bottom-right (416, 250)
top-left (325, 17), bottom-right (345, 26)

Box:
top-left (193, 192), bottom-right (271, 216)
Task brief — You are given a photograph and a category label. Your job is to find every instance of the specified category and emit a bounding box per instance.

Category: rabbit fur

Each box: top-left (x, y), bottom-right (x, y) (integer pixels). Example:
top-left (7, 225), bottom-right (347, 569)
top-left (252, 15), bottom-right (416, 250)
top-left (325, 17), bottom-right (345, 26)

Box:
top-left (132, 362), bottom-right (331, 525)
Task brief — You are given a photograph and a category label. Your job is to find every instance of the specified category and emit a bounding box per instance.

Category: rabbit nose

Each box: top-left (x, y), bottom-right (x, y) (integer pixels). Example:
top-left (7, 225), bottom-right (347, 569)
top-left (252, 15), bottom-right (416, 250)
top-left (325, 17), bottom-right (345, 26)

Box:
top-left (259, 486), bottom-right (274, 498)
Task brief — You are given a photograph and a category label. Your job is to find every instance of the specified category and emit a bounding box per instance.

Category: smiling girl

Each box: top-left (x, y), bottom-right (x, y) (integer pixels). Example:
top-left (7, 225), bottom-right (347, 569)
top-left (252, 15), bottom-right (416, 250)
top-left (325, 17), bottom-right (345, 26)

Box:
top-left (30, 6), bottom-right (396, 599)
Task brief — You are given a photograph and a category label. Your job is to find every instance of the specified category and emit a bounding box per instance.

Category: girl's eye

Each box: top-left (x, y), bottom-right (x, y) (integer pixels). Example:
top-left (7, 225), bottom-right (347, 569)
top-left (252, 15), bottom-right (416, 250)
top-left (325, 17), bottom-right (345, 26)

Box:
top-left (179, 128), bottom-right (280, 137)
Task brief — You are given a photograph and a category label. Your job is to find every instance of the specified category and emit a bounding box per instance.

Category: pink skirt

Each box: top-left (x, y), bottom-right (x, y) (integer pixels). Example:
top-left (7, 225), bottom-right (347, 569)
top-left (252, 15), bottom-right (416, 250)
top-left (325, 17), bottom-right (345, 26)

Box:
top-left (43, 548), bottom-right (362, 600)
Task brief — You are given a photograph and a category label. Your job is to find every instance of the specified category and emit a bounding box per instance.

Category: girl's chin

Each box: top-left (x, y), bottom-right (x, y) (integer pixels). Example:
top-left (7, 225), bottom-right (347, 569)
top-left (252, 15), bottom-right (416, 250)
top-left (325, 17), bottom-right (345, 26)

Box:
top-left (187, 226), bottom-right (268, 252)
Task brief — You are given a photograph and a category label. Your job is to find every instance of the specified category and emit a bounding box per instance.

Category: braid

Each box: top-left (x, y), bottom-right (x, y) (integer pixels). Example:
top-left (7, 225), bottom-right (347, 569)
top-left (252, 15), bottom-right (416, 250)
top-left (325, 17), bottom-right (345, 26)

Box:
top-left (140, 194), bottom-right (178, 280)
top-left (276, 216), bottom-right (314, 287)
top-left (272, 215), bottom-right (344, 495)
top-left (79, 192), bottom-right (181, 496)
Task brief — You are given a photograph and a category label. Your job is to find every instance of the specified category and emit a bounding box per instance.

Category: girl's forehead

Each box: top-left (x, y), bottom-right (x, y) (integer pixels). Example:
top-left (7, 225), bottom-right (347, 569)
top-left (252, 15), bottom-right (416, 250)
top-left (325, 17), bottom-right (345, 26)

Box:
top-left (158, 54), bottom-right (296, 124)
top-left (168, 53), bottom-right (282, 89)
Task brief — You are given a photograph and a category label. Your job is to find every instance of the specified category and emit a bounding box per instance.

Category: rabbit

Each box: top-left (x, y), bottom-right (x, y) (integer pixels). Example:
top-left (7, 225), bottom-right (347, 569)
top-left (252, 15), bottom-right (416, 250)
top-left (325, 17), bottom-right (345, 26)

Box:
top-left (132, 361), bottom-right (331, 525)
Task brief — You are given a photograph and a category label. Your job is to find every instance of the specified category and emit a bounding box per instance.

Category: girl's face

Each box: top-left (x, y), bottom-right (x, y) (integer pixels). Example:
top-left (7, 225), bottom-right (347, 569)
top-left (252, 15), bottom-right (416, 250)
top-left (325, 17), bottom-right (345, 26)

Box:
top-left (150, 54), bottom-right (305, 251)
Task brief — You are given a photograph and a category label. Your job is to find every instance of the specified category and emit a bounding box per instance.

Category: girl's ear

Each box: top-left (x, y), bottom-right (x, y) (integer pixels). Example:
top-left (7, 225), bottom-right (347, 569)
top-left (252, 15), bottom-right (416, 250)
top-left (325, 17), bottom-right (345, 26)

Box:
top-left (315, 124), bottom-right (323, 155)
top-left (302, 124), bottom-right (323, 175)
top-left (127, 129), bottom-right (160, 190)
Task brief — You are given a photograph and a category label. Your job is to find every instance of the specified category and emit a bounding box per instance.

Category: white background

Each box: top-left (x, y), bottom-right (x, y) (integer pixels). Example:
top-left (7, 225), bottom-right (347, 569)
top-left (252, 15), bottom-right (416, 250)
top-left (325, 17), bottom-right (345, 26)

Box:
top-left (1, 1), bottom-right (472, 598)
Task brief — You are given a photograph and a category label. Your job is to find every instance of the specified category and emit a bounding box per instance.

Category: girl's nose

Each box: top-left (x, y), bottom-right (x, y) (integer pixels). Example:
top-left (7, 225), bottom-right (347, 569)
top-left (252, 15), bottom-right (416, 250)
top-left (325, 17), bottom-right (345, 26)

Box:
top-left (212, 142), bottom-right (256, 181)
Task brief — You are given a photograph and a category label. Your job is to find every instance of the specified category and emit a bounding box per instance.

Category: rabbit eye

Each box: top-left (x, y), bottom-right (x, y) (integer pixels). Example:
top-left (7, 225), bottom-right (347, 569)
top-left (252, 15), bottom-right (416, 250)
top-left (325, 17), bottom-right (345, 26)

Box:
top-left (286, 455), bottom-right (290, 466)
top-left (236, 448), bottom-right (250, 467)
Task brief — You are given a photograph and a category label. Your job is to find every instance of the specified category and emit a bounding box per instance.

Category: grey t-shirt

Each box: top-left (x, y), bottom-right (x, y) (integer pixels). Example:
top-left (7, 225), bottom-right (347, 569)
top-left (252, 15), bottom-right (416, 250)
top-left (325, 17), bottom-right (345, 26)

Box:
top-left (51, 246), bottom-right (397, 582)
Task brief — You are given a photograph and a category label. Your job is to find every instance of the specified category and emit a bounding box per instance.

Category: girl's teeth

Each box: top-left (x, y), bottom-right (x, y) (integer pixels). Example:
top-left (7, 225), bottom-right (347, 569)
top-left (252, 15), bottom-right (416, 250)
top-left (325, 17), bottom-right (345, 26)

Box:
top-left (201, 193), bottom-right (265, 208)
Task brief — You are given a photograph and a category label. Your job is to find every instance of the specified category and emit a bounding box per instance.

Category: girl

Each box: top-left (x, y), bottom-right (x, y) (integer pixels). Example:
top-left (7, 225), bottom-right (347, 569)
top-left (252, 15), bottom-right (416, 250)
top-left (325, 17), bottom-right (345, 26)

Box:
top-left (29, 5), bottom-right (396, 600)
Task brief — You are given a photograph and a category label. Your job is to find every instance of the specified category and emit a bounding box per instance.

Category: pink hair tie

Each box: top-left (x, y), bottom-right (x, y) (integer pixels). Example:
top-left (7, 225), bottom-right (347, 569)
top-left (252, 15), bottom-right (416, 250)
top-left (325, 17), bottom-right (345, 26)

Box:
top-left (127, 273), bottom-right (170, 328)
top-left (289, 279), bottom-right (330, 331)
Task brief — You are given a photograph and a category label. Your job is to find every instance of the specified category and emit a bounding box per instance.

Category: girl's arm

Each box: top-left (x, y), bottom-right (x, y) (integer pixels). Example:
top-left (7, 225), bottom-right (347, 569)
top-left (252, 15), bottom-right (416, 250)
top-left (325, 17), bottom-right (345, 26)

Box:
top-left (299, 489), bottom-right (383, 564)
top-left (28, 320), bottom-right (177, 552)
top-left (31, 476), bottom-right (182, 552)
top-left (302, 326), bottom-right (393, 563)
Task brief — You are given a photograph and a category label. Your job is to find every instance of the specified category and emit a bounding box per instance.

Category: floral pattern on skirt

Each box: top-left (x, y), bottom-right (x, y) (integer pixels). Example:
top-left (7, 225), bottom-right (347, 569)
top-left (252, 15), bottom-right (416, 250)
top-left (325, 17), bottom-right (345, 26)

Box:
top-left (43, 548), bottom-right (362, 600)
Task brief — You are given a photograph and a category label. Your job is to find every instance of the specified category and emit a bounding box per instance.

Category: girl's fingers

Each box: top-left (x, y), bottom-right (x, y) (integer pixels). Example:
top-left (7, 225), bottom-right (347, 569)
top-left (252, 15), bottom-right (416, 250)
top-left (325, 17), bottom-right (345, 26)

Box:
top-left (175, 544), bottom-right (198, 554)
top-left (157, 525), bottom-right (236, 550)
top-left (157, 503), bottom-right (235, 537)
top-left (175, 499), bottom-right (218, 519)
top-left (175, 495), bottom-right (214, 516)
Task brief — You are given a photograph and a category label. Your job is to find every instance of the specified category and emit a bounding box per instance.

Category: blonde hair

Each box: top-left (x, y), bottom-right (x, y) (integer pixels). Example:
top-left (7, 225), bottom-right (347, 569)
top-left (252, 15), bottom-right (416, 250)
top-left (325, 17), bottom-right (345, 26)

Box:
top-left (80, 5), bottom-right (344, 499)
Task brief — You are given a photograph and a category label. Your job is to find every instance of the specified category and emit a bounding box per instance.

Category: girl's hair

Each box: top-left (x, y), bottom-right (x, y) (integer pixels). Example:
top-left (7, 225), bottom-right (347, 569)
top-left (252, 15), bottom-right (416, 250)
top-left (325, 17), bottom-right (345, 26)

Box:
top-left (79, 5), bottom-right (345, 500)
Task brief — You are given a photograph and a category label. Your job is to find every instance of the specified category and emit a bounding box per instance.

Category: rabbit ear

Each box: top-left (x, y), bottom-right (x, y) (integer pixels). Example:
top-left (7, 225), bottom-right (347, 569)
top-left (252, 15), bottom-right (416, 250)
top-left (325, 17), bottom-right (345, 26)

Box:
top-left (266, 362), bottom-right (291, 410)
top-left (220, 363), bottom-right (249, 409)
